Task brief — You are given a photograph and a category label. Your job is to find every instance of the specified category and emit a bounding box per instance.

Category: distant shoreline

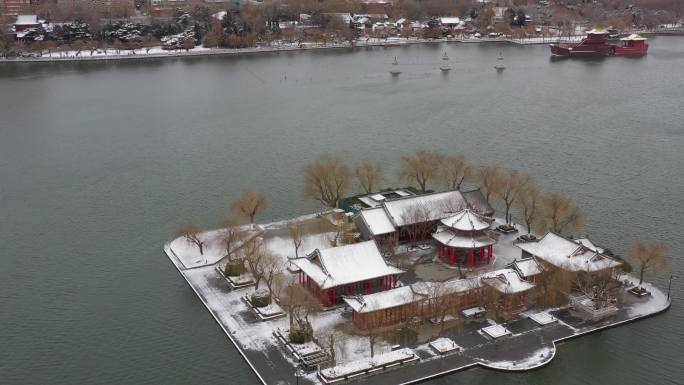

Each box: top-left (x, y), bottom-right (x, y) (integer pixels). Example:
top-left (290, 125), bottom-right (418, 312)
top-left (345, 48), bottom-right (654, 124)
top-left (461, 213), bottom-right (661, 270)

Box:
top-left (2, 30), bottom-right (681, 64)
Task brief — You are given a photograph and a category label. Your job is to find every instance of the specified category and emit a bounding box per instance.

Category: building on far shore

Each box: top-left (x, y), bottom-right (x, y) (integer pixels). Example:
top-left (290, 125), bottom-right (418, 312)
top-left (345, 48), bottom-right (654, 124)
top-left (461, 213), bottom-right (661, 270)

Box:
top-left (291, 240), bottom-right (404, 307)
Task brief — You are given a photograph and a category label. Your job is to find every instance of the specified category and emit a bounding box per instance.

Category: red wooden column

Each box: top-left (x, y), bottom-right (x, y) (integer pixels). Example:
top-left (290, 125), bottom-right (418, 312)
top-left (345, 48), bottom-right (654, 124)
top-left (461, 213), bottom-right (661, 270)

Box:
top-left (468, 250), bottom-right (474, 268)
top-left (393, 274), bottom-right (397, 288)
top-left (488, 245), bottom-right (493, 264)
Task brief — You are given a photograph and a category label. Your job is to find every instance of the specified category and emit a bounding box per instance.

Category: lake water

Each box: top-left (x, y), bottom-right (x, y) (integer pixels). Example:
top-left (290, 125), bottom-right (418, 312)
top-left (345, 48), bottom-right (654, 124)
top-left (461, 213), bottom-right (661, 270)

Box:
top-left (1, 38), bottom-right (683, 385)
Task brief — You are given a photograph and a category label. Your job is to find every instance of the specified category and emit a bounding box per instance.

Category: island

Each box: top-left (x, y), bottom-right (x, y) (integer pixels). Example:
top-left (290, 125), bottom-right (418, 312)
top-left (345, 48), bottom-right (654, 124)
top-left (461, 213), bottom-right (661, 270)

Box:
top-left (164, 153), bottom-right (671, 385)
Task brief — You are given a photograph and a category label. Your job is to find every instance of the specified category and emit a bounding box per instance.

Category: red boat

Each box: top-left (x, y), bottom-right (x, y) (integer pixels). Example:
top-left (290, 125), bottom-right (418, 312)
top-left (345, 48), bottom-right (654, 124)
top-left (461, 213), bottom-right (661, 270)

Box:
top-left (550, 30), bottom-right (648, 57)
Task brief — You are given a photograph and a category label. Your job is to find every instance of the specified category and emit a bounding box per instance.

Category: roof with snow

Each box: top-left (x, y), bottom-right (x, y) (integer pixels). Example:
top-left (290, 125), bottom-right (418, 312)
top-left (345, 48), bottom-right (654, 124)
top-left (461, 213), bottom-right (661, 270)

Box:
top-left (440, 209), bottom-right (492, 232)
top-left (481, 268), bottom-right (536, 294)
top-left (510, 258), bottom-right (543, 278)
top-left (291, 241), bottom-right (404, 289)
top-left (515, 232), bottom-right (621, 272)
top-left (432, 228), bottom-right (496, 249)
top-left (354, 188), bottom-right (494, 237)
top-left (15, 15), bottom-right (39, 25)
top-left (356, 207), bottom-right (396, 235)
top-left (461, 189), bottom-right (495, 215)
top-left (345, 276), bottom-right (481, 313)
top-left (344, 286), bottom-right (418, 313)
top-left (383, 190), bottom-right (468, 227)
top-left (440, 17), bottom-right (461, 25)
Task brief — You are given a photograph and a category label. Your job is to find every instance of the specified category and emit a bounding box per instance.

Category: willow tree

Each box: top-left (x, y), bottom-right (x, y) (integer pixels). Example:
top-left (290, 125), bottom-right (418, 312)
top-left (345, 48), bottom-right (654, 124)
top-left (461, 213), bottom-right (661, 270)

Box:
top-left (303, 156), bottom-right (351, 208)
top-left (542, 193), bottom-right (585, 234)
top-left (499, 170), bottom-right (531, 225)
top-left (399, 150), bottom-right (444, 192)
top-left (177, 224), bottom-right (204, 255)
top-left (629, 241), bottom-right (670, 287)
top-left (476, 165), bottom-right (504, 202)
top-left (440, 154), bottom-right (471, 190)
top-left (518, 182), bottom-right (542, 235)
top-left (354, 161), bottom-right (383, 194)
top-left (231, 191), bottom-right (268, 225)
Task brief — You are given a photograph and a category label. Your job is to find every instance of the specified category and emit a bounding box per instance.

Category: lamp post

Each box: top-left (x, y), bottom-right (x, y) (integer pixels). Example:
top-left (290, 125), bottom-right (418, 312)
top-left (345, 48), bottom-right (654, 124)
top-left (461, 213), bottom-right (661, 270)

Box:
top-left (295, 364), bottom-right (302, 385)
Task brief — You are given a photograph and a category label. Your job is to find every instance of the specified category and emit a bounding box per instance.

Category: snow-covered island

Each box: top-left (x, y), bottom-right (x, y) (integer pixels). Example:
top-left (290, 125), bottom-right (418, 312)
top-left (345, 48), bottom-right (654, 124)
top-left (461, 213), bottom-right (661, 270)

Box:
top-left (164, 185), bottom-right (671, 385)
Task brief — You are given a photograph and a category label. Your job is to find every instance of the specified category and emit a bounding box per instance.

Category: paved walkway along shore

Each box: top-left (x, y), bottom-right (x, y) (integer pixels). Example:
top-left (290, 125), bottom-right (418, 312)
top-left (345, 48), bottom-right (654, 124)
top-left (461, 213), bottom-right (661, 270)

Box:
top-left (163, 214), bottom-right (671, 385)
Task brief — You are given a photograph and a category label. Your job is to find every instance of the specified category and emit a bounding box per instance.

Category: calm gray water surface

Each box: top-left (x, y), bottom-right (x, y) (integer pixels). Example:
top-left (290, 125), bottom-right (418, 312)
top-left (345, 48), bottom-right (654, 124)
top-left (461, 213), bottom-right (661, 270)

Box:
top-left (1, 38), bottom-right (683, 385)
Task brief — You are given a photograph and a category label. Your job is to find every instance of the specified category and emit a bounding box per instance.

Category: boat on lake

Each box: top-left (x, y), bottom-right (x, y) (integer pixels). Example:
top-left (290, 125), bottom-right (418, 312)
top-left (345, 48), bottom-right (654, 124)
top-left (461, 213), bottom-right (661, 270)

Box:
top-left (550, 29), bottom-right (648, 57)
top-left (494, 52), bottom-right (505, 72)
top-left (390, 56), bottom-right (401, 76)
top-left (440, 52), bottom-right (451, 72)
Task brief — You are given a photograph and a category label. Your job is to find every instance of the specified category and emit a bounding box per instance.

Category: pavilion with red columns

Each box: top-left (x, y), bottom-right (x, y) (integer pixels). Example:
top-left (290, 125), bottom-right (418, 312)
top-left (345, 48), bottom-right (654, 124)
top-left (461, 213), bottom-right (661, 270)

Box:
top-left (432, 209), bottom-right (497, 268)
top-left (291, 240), bottom-right (405, 307)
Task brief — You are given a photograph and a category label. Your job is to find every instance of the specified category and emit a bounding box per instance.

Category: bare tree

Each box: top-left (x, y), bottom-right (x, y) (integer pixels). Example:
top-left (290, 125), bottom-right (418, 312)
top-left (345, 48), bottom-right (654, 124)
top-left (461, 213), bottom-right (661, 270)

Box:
top-left (400, 150), bottom-right (444, 192)
top-left (280, 281), bottom-right (322, 342)
top-left (400, 204), bottom-right (432, 248)
top-left (440, 154), bottom-right (471, 190)
top-left (288, 220), bottom-right (305, 259)
top-left (499, 170), bottom-right (531, 225)
top-left (328, 220), bottom-right (356, 247)
top-left (303, 156), bottom-right (351, 208)
top-left (542, 193), bottom-right (586, 234)
top-left (178, 224), bottom-right (205, 255)
top-left (476, 165), bottom-right (504, 202)
top-left (629, 241), bottom-right (670, 287)
top-left (518, 182), bottom-right (541, 236)
top-left (260, 252), bottom-right (285, 302)
top-left (369, 332), bottom-right (376, 358)
top-left (243, 238), bottom-right (267, 288)
top-left (231, 191), bottom-right (268, 225)
top-left (354, 162), bottom-right (383, 194)
top-left (574, 270), bottom-right (618, 310)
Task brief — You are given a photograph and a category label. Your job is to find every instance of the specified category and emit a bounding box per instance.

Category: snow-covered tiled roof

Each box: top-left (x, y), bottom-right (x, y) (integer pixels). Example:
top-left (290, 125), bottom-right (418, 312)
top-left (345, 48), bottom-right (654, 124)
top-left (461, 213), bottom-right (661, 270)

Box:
top-left (481, 268), bottom-right (535, 294)
top-left (511, 258), bottom-right (542, 278)
top-left (440, 17), bottom-right (461, 25)
top-left (346, 276), bottom-right (481, 313)
top-left (357, 207), bottom-right (396, 235)
top-left (383, 190), bottom-right (467, 227)
top-left (432, 228), bottom-right (496, 249)
top-left (440, 209), bottom-right (491, 232)
top-left (15, 15), bottom-right (39, 25)
top-left (291, 241), bottom-right (404, 289)
top-left (515, 233), bottom-right (621, 272)
top-left (412, 277), bottom-right (481, 297)
top-left (461, 189), bottom-right (494, 215)
top-left (574, 238), bottom-right (604, 253)
top-left (344, 286), bottom-right (418, 313)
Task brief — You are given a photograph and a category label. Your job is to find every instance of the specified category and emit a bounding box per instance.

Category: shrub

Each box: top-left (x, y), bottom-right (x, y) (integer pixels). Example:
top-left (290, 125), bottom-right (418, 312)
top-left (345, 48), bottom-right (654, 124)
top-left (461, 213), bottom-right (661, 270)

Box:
top-left (289, 328), bottom-right (306, 344)
top-left (250, 289), bottom-right (271, 308)
top-left (224, 260), bottom-right (244, 277)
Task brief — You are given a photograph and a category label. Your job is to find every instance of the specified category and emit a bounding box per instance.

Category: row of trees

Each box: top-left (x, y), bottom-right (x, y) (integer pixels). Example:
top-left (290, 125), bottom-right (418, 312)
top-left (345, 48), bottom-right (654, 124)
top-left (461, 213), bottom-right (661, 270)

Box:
top-left (302, 151), bottom-right (585, 236)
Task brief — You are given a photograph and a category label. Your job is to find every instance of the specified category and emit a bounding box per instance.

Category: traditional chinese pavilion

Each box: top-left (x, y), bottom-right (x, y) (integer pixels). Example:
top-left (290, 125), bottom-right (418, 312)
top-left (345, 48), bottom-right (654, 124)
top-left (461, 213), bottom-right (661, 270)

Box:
top-left (291, 241), bottom-right (405, 307)
top-left (432, 209), bottom-right (496, 268)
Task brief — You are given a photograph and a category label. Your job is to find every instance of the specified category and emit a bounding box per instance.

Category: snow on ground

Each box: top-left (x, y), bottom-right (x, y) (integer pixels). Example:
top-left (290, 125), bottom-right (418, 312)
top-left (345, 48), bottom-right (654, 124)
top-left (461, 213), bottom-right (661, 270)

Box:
top-left (481, 346), bottom-right (554, 370)
top-left (39, 45), bottom-right (211, 59)
top-left (622, 275), bottom-right (670, 317)
top-left (320, 348), bottom-right (417, 379)
top-left (178, 261), bottom-right (287, 351)
top-left (263, 232), bottom-right (334, 262)
top-left (169, 225), bottom-right (260, 269)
